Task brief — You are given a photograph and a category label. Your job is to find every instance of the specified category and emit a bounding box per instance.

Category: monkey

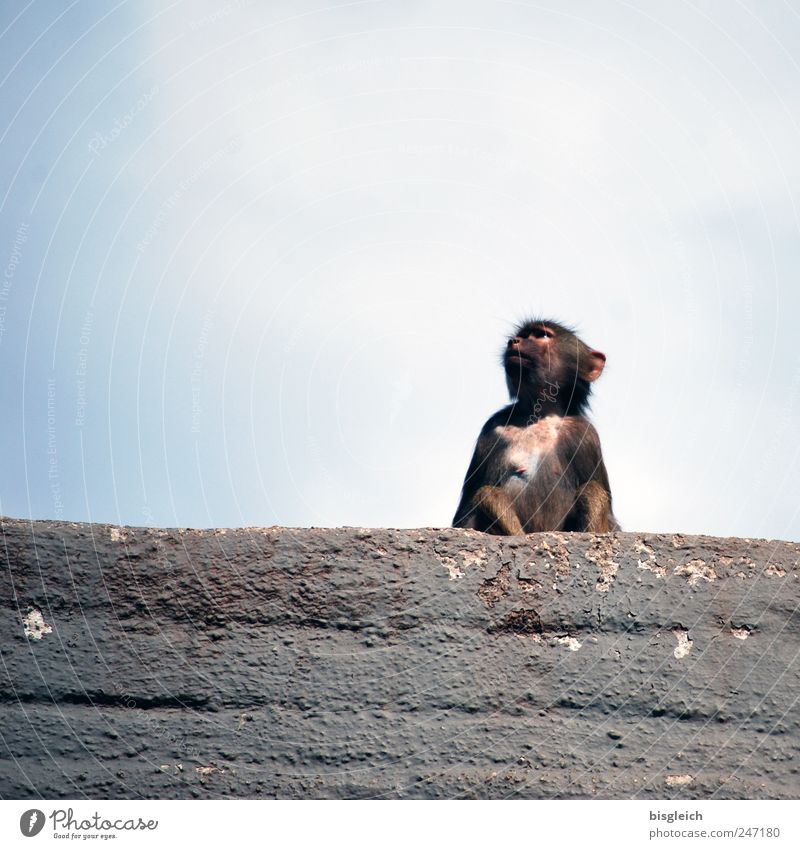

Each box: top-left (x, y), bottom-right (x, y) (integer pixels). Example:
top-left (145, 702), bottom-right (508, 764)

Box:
top-left (452, 318), bottom-right (618, 535)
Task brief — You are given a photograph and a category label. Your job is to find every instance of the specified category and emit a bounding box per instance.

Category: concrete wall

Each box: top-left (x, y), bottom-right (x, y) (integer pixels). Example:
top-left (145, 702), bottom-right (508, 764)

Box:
top-left (2, 518), bottom-right (799, 799)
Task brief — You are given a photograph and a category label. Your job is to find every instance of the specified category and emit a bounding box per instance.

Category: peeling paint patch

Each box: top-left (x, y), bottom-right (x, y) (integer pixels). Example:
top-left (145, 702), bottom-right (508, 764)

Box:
top-left (459, 548), bottom-right (487, 570)
top-left (437, 555), bottom-right (463, 580)
top-left (666, 774), bottom-right (693, 787)
top-left (534, 535), bottom-right (572, 577)
top-left (638, 560), bottom-right (666, 576)
top-left (635, 539), bottom-right (666, 577)
top-left (556, 636), bottom-right (582, 651)
top-left (23, 609), bottom-right (53, 640)
top-left (516, 570), bottom-right (543, 594)
top-left (196, 765), bottom-right (223, 777)
top-left (161, 764), bottom-right (183, 773)
top-left (674, 559), bottom-right (716, 586)
top-left (673, 629), bottom-right (693, 659)
top-left (586, 536), bottom-right (620, 592)
top-left (731, 627), bottom-right (750, 640)
top-left (478, 564), bottom-right (511, 606)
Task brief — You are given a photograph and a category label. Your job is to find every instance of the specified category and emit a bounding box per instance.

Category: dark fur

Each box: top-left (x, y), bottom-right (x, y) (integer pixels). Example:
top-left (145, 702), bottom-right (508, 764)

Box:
top-left (453, 318), bottom-right (618, 534)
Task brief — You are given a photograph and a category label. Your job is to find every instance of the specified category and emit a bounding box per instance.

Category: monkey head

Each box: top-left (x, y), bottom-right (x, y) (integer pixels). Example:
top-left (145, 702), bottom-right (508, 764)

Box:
top-left (503, 319), bottom-right (606, 415)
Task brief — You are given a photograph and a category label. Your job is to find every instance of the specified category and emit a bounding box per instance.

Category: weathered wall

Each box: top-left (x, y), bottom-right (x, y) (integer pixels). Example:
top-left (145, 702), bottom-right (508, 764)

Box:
top-left (1, 518), bottom-right (799, 799)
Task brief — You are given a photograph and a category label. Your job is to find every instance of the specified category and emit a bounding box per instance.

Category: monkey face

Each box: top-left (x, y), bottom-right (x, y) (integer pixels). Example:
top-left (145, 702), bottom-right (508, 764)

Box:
top-left (504, 321), bottom-right (562, 391)
top-left (503, 319), bottom-right (606, 411)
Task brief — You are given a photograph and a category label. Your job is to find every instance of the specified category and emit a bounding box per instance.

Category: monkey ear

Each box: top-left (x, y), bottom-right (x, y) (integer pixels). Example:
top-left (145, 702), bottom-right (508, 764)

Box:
top-left (585, 350), bottom-right (606, 382)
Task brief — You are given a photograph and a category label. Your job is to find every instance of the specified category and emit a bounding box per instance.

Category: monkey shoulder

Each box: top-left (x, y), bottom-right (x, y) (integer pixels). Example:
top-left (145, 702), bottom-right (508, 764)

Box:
top-left (557, 417), bottom-right (607, 481)
top-left (479, 405), bottom-right (518, 434)
top-left (561, 415), bottom-right (599, 437)
top-left (471, 406), bottom-right (515, 448)
top-left (558, 416), bottom-right (601, 450)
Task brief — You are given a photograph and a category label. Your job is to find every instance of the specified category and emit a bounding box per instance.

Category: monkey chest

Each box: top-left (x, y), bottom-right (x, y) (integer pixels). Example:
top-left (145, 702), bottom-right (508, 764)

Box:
top-left (492, 418), bottom-right (563, 481)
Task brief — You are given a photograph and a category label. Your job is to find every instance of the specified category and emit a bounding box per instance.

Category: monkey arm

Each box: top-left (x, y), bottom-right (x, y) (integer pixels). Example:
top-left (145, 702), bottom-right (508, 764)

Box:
top-left (452, 449), bottom-right (482, 528)
top-left (452, 426), bottom-right (527, 535)
top-left (574, 480), bottom-right (616, 532)
top-left (454, 481), bottom-right (526, 535)
top-left (584, 441), bottom-right (620, 531)
top-left (472, 486), bottom-right (526, 535)
top-left (561, 419), bottom-right (619, 533)
top-left (452, 505), bottom-right (478, 529)
top-left (452, 420), bottom-right (496, 528)
top-left (453, 419), bottom-right (526, 534)
top-left (588, 459), bottom-right (621, 531)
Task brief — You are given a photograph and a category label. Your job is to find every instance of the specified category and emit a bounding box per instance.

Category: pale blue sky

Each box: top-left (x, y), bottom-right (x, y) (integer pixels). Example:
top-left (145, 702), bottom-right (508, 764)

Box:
top-left (1, 0), bottom-right (799, 539)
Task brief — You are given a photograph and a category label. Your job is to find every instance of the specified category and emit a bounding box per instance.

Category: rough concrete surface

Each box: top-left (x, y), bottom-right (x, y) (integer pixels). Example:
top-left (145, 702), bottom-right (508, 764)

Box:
top-left (1, 518), bottom-right (799, 799)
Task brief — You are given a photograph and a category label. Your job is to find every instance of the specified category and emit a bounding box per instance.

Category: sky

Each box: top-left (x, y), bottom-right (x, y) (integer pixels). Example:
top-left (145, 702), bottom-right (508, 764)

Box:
top-left (1, 0), bottom-right (799, 540)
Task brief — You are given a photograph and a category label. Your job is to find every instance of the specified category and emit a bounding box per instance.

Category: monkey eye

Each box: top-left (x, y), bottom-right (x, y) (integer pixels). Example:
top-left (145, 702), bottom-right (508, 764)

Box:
top-left (529, 327), bottom-right (552, 339)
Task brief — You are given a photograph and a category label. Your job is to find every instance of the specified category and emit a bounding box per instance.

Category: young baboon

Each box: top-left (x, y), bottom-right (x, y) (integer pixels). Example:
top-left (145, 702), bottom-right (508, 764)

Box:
top-left (453, 319), bottom-right (618, 534)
